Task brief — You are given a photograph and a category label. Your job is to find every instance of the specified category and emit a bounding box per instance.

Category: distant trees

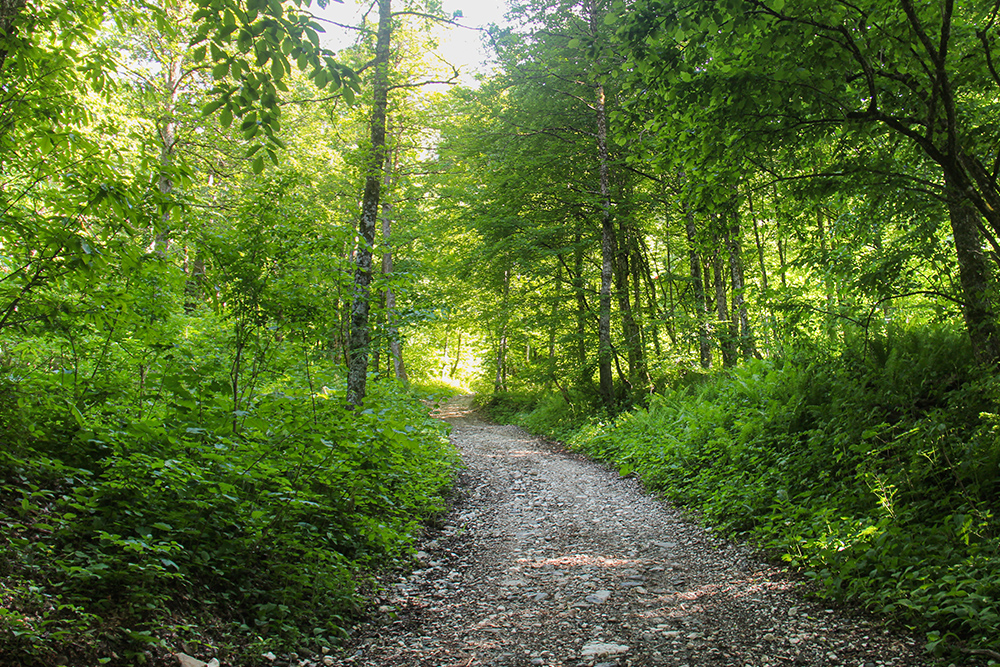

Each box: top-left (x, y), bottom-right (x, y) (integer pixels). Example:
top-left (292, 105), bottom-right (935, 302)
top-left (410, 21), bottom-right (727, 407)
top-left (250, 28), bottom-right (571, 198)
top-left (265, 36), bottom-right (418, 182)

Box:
top-left (435, 0), bottom-right (1000, 406)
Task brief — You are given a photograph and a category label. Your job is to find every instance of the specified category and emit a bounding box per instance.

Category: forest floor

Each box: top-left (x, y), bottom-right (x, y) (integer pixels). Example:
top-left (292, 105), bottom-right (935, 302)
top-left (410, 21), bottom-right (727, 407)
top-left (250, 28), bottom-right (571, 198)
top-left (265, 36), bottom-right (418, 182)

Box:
top-left (332, 395), bottom-right (933, 667)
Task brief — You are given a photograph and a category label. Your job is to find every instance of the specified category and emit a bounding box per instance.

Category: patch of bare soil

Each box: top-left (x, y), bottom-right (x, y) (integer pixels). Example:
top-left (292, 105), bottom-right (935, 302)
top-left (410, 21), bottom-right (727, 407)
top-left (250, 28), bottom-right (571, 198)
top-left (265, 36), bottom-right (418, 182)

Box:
top-left (334, 395), bottom-right (931, 667)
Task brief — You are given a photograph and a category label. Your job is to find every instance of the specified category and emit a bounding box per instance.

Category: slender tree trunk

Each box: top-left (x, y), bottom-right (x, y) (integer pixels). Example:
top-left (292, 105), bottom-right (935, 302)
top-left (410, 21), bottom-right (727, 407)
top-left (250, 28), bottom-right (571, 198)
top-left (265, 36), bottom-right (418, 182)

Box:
top-left (450, 332), bottom-right (462, 379)
top-left (380, 129), bottom-right (408, 385)
top-left (442, 328), bottom-right (450, 380)
top-left (748, 188), bottom-right (774, 352)
top-left (347, 0), bottom-right (391, 407)
top-left (685, 207), bottom-right (711, 368)
top-left (714, 228), bottom-right (736, 368)
top-left (596, 82), bottom-right (615, 407)
top-left (155, 54), bottom-right (183, 254)
top-left (630, 232), bottom-right (651, 391)
top-left (662, 208), bottom-right (677, 346)
top-left (549, 263), bottom-right (560, 359)
top-left (817, 209), bottom-right (838, 343)
top-left (776, 193), bottom-right (788, 290)
top-left (495, 269), bottom-right (511, 392)
top-left (644, 251), bottom-right (664, 355)
top-left (727, 204), bottom-right (757, 359)
top-left (574, 224), bottom-right (587, 371)
top-left (615, 212), bottom-right (643, 395)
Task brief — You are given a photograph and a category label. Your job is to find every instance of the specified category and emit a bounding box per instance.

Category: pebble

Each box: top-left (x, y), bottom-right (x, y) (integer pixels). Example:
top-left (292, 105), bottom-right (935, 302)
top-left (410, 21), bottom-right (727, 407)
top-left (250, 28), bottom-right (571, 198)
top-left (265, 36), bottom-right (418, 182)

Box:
top-left (324, 397), bottom-right (934, 667)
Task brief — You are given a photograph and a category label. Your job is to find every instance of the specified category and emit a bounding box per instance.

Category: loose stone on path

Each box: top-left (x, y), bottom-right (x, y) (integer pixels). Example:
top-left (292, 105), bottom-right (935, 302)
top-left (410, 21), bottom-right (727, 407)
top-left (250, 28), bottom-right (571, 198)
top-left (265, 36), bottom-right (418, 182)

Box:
top-left (331, 396), bottom-right (932, 667)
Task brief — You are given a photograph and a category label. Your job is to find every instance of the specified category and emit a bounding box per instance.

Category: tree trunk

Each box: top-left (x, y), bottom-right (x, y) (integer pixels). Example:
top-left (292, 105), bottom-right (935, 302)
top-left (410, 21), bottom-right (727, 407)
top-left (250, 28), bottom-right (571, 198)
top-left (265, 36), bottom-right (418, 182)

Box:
top-left (946, 185), bottom-right (1000, 364)
top-left (685, 208), bottom-right (711, 368)
top-left (776, 191), bottom-right (788, 290)
top-left (596, 82), bottom-right (614, 408)
top-left (549, 263), bottom-right (560, 359)
top-left (714, 227), bottom-right (736, 368)
top-left (155, 53), bottom-right (183, 254)
top-left (494, 269), bottom-right (511, 392)
top-left (615, 212), bottom-right (643, 395)
top-left (346, 0), bottom-right (391, 407)
top-left (727, 204), bottom-right (757, 359)
top-left (748, 188), bottom-right (773, 352)
top-left (817, 209), bottom-right (837, 343)
top-left (662, 205), bottom-right (677, 346)
top-left (450, 332), bottom-right (462, 379)
top-left (573, 224), bottom-right (587, 368)
top-left (380, 129), bottom-right (408, 385)
top-left (574, 223), bottom-right (587, 371)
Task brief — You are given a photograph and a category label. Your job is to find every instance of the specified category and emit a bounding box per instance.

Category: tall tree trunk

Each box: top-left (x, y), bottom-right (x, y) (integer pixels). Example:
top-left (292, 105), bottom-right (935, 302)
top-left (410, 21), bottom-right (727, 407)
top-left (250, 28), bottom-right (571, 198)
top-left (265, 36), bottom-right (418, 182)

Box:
top-left (644, 251), bottom-right (664, 355)
top-left (945, 183), bottom-right (1000, 364)
top-left (748, 188), bottom-right (774, 352)
top-left (615, 211), bottom-right (643, 395)
top-left (595, 82), bottom-right (615, 408)
top-left (574, 223), bottom-right (587, 371)
top-left (347, 0), bottom-right (391, 407)
top-left (817, 209), bottom-right (837, 344)
top-left (441, 327), bottom-right (450, 380)
top-left (727, 204), bottom-right (757, 359)
top-left (155, 53), bottom-right (183, 254)
top-left (685, 208), bottom-right (711, 368)
top-left (451, 332), bottom-right (462, 379)
top-left (549, 263), bottom-right (561, 359)
top-left (380, 128), bottom-right (408, 385)
top-left (714, 227), bottom-right (736, 368)
top-left (776, 188), bottom-right (788, 290)
top-left (494, 269), bottom-right (511, 392)
top-left (662, 206), bottom-right (677, 346)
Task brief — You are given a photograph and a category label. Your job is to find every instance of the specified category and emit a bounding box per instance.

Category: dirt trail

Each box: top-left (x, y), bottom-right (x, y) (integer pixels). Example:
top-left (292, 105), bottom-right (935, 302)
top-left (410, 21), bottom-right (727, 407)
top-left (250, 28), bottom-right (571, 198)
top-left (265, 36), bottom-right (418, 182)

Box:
top-left (335, 395), bottom-right (930, 666)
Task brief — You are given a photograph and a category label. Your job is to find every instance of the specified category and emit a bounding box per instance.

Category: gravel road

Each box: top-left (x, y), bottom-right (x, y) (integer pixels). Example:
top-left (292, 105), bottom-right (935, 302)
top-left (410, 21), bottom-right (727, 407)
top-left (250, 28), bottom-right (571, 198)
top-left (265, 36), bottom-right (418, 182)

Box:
top-left (334, 395), bottom-right (931, 667)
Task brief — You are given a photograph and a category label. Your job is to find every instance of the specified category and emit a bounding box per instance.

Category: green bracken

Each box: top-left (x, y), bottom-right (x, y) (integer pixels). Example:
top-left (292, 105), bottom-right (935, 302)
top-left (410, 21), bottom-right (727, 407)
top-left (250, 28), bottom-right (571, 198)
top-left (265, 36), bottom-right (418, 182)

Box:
top-left (490, 325), bottom-right (1000, 662)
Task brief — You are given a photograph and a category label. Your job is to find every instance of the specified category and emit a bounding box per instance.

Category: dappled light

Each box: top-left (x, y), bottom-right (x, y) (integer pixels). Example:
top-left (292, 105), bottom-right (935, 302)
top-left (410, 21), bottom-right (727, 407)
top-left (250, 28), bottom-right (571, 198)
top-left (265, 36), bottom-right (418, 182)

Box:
top-left (3, 0), bottom-right (1000, 662)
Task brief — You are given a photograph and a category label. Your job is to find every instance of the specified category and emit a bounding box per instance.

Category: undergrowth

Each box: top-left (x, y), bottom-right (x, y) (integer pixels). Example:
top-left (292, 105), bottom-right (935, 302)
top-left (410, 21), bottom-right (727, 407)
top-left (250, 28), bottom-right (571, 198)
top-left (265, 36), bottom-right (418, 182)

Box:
top-left (0, 310), bottom-right (459, 666)
top-left (495, 324), bottom-right (1000, 663)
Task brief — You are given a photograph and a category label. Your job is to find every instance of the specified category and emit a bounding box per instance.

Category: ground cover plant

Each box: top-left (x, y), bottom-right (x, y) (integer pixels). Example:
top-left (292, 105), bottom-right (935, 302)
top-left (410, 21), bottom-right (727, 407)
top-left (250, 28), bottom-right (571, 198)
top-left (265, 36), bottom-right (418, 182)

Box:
top-left (492, 325), bottom-right (1000, 663)
top-left (0, 308), bottom-right (458, 666)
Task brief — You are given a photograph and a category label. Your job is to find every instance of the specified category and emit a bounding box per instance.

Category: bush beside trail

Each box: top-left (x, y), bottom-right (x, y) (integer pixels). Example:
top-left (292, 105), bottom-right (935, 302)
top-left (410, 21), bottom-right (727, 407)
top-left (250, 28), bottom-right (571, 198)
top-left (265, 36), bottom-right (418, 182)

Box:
top-left (0, 334), bottom-right (460, 667)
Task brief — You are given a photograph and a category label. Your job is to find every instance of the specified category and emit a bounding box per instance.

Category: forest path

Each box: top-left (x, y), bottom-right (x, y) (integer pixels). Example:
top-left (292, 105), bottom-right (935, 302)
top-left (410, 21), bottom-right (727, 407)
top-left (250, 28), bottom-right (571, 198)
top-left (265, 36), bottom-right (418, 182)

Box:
top-left (335, 395), bottom-right (929, 667)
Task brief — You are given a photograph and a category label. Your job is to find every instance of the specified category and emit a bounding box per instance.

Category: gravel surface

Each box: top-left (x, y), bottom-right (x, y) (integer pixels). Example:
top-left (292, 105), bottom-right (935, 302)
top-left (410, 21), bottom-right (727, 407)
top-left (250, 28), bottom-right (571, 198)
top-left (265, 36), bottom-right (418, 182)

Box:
top-left (332, 396), bottom-right (932, 667)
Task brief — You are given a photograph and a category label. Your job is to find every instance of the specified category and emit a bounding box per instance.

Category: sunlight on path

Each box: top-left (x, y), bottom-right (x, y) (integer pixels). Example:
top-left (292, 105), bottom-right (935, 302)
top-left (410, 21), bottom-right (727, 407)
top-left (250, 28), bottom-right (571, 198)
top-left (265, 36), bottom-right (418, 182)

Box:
top-left (335, 395), bottom-right (930, 666)
top-left (431, 394), bottom-right (480, 423)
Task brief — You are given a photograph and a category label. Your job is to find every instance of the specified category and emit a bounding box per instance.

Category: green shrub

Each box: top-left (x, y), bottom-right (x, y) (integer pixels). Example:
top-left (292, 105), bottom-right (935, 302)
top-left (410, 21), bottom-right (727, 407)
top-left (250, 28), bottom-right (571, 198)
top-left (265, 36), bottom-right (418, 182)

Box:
top-left (503, 325), bottom-right (1000, 660)
top-left (0, 328), bottom-right (458, 665)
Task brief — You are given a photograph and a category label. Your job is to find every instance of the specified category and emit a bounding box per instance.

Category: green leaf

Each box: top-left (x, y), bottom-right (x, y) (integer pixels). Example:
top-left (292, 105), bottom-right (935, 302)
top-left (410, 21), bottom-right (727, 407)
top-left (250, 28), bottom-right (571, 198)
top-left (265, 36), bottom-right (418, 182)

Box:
top-left (267, 56), bottom-right (283, 82)
top-left (202, 99), bottom-right (225, 116)
top-left (252, 154), bottom-right (265, 173)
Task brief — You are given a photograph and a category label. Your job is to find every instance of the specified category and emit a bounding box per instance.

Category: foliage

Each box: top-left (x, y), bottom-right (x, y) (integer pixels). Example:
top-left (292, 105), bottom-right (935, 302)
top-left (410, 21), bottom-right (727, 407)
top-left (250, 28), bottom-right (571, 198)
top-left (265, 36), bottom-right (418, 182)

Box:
top-left (0, 320), bottom-right (458, 664)
top-left (0, 0), bottom-right (460, 657)
top-left (505, 326), bottom-right (1000, 661)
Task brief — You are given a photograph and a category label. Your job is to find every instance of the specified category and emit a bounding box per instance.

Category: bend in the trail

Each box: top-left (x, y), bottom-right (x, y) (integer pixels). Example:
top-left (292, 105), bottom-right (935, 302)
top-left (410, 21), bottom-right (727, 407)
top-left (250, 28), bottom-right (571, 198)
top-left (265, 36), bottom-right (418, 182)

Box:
top-left (337, 395), bottom-right (930, 667)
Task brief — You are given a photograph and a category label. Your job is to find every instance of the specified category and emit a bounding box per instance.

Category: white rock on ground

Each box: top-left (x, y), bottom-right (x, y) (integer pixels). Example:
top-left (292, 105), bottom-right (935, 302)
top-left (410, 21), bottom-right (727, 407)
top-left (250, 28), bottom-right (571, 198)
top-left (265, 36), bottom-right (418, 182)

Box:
top-left (331, 395), bottom-right (934, 667)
